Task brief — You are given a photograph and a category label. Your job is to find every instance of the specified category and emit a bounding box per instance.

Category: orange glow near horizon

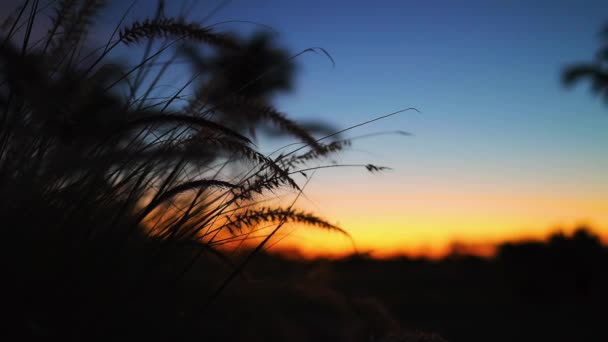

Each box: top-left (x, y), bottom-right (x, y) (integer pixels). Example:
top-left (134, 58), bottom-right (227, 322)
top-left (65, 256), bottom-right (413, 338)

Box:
top-left (261, 175), bottom-right (608, 259)
top-left (140, 174), bottom-right (608, 260)
top-left (269, 220), bottom-right (608, 260)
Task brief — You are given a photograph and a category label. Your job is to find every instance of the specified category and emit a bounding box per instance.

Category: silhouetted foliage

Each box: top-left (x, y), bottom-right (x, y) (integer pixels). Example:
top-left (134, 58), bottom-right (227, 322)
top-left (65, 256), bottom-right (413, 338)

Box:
top-left (0, 1), bottom-right (398, 340)
top-left (563, 24), bottom-right (608, 101)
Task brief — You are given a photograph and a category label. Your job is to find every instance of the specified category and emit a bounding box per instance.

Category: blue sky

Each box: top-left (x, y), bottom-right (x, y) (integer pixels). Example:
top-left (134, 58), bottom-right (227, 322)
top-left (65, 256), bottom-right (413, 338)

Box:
top-left (175, 1), bottom-right (608, 169)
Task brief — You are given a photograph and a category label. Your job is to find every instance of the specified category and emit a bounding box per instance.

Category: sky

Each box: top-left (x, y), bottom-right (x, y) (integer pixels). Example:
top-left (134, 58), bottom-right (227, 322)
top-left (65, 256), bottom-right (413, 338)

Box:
top-left (5, 0), bottom-right (608, 257)
top-left (101, 0), bottom-right (608, 257)
top-left (202, 0), bottom-right (608, 257)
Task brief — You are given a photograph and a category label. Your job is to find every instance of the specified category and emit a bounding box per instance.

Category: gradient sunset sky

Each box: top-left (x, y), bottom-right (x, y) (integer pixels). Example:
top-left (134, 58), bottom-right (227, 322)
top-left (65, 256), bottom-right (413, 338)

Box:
top-left (9, 0), bottom-right (607, 257)
top-left (114, 0), bottom-right (608, 257)
top-left (231, 0), bottom-right (608, 257)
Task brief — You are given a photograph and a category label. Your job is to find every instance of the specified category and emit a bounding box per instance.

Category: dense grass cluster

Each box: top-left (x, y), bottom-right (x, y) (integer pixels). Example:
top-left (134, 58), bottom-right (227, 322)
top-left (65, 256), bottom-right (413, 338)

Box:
top-left (0, 0), bottom-right (412, 339)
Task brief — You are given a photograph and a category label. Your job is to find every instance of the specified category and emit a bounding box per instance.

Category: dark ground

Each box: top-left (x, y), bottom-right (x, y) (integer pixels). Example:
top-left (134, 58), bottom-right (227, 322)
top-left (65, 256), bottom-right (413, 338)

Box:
top-left (216, 227), bottom-right (608, 341)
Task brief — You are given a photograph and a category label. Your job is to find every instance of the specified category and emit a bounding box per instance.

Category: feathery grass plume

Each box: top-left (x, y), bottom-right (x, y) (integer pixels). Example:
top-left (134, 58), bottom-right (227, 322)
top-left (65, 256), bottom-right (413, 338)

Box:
top-left (119, 17), bottom-right (237, 48)
top-left (45, 0), bottom-right (78, 44)
top-left (280, 139), bottom-right (352, 168)
top-left (46, 0), bottom-right (107, 65)
top-left (218, 95), bottom-right (326, 152)
top-left (223, 207), bottom-right (347, 234)
top-left (138, 178), bottom-right (238, 220)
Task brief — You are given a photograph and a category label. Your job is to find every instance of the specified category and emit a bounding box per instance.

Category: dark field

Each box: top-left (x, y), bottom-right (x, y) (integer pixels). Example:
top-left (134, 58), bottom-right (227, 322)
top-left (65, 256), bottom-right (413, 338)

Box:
top-left (197, 228), bottom-right (607, 341)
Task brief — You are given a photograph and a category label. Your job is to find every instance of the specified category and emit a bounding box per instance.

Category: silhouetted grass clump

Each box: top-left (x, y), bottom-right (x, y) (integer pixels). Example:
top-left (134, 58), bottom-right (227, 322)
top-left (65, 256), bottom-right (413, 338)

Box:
top-left (0, 1), bottom-right (411, 340)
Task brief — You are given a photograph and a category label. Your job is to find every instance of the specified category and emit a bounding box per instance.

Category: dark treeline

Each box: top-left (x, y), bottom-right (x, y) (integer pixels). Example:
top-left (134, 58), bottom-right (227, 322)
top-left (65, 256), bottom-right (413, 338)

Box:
top-left (234, 227), bottom-right (607, 342)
